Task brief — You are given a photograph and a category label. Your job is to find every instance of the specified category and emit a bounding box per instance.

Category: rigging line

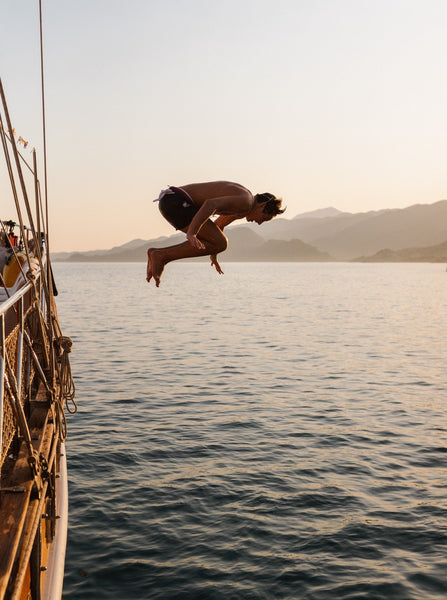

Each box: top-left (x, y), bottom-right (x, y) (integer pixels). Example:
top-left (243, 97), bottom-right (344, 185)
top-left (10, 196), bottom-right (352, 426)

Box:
top-left (39, 0), bottom-right (49, 255)
top-left (0, 124), bottom-right (39, 317)
top-left (0, 120), bottom-right (39, 295)
top-left (36, 0), bottom-right (54, 332)
top-left (29, 164), bottom-right (50, 276)
top-left (0, 127), bottom-right (36, 175)
top-left (0, 114), bottom-right (46, 272)
top-left (0, 81), bottom-right (52, 313)
top-left (1, 72), bottom-right (47, 311)
top-left (0, 129), bottom-right (48, 276)
top-left (26, 152), bottom-right (45, 268)
top-left (0, 80), bottom-right (36, 268)
top-left (38, 0), bottom-right (57, 388)
top-left (33, 150), bottom-right (41, 254)
top-left (0, 108), bottom-right (22, 215)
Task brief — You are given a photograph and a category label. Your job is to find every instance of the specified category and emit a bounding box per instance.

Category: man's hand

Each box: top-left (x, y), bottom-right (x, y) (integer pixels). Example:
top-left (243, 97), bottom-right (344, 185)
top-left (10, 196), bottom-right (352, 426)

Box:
top-left (186, 232), bottom-right (205, 250)
top-left (210, 255), bottom-right (224, 274)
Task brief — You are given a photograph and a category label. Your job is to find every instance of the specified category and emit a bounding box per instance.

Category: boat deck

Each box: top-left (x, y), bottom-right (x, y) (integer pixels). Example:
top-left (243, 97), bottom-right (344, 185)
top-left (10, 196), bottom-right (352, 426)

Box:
top-left (0, 384), bottom-right (60, 599)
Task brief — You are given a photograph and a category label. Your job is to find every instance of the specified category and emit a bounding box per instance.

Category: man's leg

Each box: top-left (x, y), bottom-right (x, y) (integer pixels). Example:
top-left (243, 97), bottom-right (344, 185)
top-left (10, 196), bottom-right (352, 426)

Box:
top-left (146, 220), bottom-right (228, 286)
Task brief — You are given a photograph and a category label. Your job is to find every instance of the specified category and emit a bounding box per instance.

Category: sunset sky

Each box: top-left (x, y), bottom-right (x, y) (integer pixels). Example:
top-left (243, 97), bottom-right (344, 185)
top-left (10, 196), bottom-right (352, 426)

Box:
top-left (1, 0), bottom-right (446, 252)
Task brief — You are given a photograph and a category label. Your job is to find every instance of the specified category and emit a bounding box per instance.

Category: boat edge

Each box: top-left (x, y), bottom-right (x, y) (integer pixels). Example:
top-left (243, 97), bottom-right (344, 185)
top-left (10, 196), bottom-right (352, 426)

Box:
top-left (41, 443), bottom-right (68, 600)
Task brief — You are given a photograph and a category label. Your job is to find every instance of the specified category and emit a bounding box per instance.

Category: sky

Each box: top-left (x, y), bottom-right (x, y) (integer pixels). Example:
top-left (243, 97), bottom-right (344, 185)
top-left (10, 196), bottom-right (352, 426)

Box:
top-left (1, 0), bottom-right (446, 252)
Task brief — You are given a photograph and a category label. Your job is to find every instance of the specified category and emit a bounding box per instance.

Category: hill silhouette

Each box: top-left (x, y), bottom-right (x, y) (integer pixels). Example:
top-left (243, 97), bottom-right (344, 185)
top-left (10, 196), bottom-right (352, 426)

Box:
top-left (59, 228), bottom-right (330, 262)
top-left (53, 200), bottom-right (447, 263)
top-left (354, 240), bottom-right (447, 262)
top-left (245, 200), bottom-right (447, 260)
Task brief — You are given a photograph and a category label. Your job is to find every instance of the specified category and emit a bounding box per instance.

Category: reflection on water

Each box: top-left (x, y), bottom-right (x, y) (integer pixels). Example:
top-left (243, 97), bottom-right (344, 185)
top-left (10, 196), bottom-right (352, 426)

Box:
top-left (54, 262), bottom-right (447, 600)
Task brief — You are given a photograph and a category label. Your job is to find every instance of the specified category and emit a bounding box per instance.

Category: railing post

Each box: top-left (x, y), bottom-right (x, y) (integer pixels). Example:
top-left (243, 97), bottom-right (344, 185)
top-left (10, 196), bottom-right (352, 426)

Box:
top-left (0, 312), bottom-right (5, 489)
top-left (16, 296), bottom-right (24, 404)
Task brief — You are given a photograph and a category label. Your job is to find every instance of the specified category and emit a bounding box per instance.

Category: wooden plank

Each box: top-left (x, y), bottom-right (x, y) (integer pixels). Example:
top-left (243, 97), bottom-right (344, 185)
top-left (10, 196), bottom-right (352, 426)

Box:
top-left (0, 477), bottom-right (33, 597)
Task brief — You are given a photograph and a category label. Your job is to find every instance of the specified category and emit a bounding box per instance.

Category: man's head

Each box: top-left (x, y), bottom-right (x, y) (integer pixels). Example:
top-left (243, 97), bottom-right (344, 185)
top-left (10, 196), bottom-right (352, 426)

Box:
top-left (250, 193), bottom-right (285, 223)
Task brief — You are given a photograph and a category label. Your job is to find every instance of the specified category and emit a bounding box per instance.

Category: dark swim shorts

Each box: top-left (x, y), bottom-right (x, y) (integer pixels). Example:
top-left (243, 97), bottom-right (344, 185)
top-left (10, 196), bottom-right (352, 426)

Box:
top-left (158, 186), bottom-right (198, 230)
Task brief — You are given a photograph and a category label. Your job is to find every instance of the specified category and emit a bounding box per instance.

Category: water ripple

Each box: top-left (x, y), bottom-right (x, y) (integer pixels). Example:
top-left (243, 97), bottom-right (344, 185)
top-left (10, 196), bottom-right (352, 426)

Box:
top-left (53, 263), bottom-right (447, 600)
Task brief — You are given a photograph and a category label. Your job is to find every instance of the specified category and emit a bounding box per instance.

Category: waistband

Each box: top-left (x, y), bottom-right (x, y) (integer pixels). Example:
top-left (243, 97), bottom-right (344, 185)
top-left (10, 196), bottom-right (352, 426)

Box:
top-left (153, 186), bottom-right (194, 203)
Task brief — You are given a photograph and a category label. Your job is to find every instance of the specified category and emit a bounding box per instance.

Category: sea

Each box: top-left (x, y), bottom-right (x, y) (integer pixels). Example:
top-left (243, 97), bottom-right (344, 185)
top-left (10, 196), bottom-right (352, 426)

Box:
top-left (53, 261), bottom-right (447, 600)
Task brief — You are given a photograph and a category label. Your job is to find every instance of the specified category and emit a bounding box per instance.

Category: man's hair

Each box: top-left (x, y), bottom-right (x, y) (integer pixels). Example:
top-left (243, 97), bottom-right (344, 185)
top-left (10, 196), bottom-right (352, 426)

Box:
top-left (255, 192), bottom-right (285, 217)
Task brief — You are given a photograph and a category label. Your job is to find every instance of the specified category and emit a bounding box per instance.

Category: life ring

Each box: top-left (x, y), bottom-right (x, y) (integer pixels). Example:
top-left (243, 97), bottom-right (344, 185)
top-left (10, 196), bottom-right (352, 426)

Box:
top-left (3, 251), bottom-right (27, 287)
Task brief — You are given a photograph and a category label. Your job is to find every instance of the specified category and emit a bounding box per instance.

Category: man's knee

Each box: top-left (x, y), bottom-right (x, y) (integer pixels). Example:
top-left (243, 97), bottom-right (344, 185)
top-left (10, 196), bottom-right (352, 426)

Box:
top-left (214, 233), bottom-right (228, 254)
top-left (199, 222), bottom-right (228, 254)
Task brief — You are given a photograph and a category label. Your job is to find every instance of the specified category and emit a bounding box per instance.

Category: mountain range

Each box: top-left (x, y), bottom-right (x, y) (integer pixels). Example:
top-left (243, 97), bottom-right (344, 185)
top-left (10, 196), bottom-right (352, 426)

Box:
top-left (53, 199), bottom-right (447, 263)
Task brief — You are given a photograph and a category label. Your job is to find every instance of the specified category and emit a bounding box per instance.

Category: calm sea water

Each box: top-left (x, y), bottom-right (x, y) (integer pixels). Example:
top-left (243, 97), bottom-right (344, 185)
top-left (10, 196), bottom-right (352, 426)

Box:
top-left (54, 261), bottom-right (447, 600)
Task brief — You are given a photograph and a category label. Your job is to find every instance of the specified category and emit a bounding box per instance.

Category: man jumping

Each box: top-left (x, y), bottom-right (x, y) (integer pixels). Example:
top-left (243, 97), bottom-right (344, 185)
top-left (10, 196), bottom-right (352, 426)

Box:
top-left (147, 180), bottom-right (284, 287)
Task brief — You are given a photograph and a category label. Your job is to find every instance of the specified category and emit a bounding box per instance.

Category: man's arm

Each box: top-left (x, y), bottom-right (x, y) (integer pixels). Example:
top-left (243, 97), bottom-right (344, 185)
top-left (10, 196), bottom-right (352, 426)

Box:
top-left (214, 214), bottom-right (239, 230)
top-left (208, 215), bottom-right (240, 275)
top-left (186, 195), bottom-right (251, 249)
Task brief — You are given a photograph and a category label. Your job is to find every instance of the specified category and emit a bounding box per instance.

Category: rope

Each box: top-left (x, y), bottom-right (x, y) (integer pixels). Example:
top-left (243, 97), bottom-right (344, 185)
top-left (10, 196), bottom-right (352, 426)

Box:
top-left (39, 0), bottom-right (49, 240)
top-left (57, 336), bottom-right (76, 409)
top-left (0, 81), bottom-right (35, 265)
top-left (0, 87), bottom-right (45, 308)
top-left (52, 334), bottom-right (76, 442)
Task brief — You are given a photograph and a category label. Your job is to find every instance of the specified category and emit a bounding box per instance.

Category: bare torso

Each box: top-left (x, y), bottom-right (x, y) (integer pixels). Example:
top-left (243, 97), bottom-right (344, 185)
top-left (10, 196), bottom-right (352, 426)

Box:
top-left (180, 181), bottom-right (254, 216)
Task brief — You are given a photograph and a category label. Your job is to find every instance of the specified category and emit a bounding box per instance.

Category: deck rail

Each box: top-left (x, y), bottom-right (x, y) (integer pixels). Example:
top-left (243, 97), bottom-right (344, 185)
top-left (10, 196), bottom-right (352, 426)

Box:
top-left (0, 265), bottom-right (46, 474)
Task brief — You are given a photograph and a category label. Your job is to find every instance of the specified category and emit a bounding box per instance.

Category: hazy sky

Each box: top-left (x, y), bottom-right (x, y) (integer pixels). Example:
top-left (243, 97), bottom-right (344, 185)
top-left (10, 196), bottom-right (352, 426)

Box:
top-left (1, 0), bottom-right (446, 252)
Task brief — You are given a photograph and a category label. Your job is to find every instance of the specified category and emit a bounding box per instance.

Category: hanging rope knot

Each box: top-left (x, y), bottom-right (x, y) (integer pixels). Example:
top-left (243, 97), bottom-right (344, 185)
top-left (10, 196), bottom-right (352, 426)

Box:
top-left (59, 336), bottom-right (73, 354)
top-left (53, 331), bottom-right (77, 422)
top-left (26, 269), bottom-right (36, 281)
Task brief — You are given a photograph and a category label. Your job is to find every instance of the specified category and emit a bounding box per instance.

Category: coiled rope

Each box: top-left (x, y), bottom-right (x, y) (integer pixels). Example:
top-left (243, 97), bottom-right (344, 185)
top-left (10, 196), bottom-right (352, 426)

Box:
top-left (57, 335), bottom-right (76, 411)
top-left (52, 313), bottom-right (77, 440)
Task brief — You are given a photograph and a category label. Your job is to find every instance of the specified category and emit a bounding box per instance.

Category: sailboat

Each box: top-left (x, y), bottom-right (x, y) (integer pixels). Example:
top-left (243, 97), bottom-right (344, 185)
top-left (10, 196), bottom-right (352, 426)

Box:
top-left (0, 6), bottom-right (76, 599)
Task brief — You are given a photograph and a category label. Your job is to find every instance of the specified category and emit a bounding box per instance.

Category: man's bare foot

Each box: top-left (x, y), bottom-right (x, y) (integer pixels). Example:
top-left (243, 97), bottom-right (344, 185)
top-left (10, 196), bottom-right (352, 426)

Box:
top-left (146, 248), bottom-right (164, 287)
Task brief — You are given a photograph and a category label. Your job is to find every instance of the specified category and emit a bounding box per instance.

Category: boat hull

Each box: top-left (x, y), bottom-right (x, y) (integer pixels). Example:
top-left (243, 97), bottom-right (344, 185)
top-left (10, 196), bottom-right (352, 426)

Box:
top-left (41, 444), bottom-right (68, 600)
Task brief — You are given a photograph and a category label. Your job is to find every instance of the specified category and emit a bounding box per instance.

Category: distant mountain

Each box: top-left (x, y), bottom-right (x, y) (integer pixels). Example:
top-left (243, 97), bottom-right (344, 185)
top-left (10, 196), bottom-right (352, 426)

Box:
top-left (52, 200), bottom-right (447, 263)
top-left (54, 228), bottom-right (330, 262)
top-left (245, 200), bottom-right (447, 259)
top-left (223, 229), bottom-right (331, 261)
top-left (312, 201), bottom-right (447, 259)
top-left (58, 234), bottom-right (185, 262)
top-left (243, 209), bottom-right (388, 247)
top-left (293, 207), bottom-right (344, 219)
top-left (354, 240), bottom-right (447, 262)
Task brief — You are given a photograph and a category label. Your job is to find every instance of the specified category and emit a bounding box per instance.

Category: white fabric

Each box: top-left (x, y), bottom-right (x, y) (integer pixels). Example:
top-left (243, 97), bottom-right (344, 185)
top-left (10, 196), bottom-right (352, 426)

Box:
top-left (153, 188), bottom-right (174, 202)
